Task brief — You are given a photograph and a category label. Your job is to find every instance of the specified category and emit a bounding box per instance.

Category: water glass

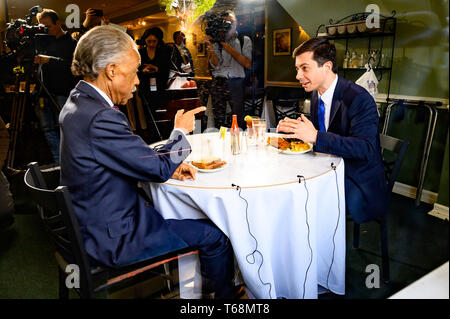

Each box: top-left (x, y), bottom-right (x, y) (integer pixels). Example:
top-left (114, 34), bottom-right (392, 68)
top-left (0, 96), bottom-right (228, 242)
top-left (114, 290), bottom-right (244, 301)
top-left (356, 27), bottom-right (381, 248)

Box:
top-left (252, 119), bottom-right (266, 146)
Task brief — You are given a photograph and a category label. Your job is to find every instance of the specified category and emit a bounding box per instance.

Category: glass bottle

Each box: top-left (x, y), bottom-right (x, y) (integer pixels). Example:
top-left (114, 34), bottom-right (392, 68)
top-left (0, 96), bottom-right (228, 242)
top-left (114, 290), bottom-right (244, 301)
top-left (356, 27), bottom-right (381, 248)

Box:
top-left (343, 50), bottom-right (350, 68)
top-left (230, 115), bottom-right (240, 155)
top-left (350, 50), bottom-right (358, 68)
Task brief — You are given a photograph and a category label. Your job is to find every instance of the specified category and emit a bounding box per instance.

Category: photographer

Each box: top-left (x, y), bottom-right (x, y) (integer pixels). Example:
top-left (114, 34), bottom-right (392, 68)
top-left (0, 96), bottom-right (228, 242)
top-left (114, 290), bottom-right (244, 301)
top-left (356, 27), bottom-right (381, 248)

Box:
top-left (206, 10), bottom-right (252, 129)
top-left (170, 31), bottom-right (195, 77)
top-left (34, 9), bottom-right (77, 163)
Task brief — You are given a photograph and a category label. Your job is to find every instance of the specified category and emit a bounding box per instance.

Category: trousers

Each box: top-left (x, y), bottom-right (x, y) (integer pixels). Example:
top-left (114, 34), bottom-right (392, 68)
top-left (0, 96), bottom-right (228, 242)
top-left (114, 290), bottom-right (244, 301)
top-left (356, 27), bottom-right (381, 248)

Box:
top-left (211, 77), bottom-right (245, 129)
top-left (166, 218), bottom-right (235, 298)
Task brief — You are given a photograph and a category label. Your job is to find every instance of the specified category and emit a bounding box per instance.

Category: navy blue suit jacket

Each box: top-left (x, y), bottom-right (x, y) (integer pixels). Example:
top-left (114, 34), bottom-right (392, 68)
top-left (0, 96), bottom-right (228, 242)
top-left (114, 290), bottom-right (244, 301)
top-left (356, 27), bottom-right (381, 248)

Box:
top-left (59, 81), bottom-right (191, 267)
top-left (311, 76), bottom-right (388, 224)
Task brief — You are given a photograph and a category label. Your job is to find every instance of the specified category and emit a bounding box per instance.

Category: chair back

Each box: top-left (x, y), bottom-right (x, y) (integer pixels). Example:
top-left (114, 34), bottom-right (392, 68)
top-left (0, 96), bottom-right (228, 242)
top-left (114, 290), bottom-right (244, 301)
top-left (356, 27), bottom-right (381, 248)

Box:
top-left (24, 162), bottom-right (95, 298)
top-left (379, 134), bottom-right (409, 195)
top-left (272, 98), bottom-right (301, 123)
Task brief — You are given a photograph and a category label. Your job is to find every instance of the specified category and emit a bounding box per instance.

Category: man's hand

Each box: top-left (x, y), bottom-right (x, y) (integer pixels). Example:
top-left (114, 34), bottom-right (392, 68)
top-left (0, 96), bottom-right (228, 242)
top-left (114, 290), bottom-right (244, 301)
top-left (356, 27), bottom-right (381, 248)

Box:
top-left (34, 55), bottom-right (50, 64)
top-left (171, 163), bottom-right (197, 181)
top-left (276, 114), bottom-right (318, 144)
top-left (83, 8), bottom-right (102, 29)
top-left (174, 106), bottom-right (206, 134)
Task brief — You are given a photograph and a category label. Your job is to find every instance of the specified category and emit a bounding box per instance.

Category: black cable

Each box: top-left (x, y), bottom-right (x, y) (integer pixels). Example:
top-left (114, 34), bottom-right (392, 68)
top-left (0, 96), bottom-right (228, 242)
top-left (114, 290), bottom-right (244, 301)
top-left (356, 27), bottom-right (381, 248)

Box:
top-left (297, 175), bottom-right (312, 299)
top-left (326, 163), bottom-right (341, 290)
top-left (231, 184), bottom-right (273, 299)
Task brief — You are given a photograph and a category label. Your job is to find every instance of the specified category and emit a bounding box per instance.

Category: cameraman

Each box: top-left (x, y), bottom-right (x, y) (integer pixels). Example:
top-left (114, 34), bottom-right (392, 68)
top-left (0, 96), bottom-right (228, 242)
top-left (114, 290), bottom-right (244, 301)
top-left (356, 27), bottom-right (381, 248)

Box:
top-left (206, 10), bottom-right (252, 129)
top-left (34, 9), bottom-right (77, 163)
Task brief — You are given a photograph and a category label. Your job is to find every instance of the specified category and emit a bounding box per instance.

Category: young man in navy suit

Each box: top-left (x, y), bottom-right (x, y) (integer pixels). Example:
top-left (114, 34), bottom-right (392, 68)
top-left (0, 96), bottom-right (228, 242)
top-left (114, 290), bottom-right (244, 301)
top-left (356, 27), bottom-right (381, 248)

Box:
top-left (59, 26), bottom-right (235, 298)
top-left (277, 37), bottom-right (388, 224)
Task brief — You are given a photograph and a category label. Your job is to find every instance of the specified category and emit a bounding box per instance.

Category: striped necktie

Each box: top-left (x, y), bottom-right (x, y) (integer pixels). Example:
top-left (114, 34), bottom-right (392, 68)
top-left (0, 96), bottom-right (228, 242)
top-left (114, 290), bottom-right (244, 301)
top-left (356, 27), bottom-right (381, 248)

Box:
top-left (112, 105), bottom-right (120, 111)
top-left (318, 97), bottom-right (326, 132)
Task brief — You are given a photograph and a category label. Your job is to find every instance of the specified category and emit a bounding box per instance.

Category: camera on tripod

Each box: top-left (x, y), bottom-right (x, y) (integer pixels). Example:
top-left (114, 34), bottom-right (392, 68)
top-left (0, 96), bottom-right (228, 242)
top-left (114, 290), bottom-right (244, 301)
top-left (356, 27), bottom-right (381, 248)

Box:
top-left (202, 12), bottom-right (232, 43)
top-left (4, 6), bottom-right (52, 62)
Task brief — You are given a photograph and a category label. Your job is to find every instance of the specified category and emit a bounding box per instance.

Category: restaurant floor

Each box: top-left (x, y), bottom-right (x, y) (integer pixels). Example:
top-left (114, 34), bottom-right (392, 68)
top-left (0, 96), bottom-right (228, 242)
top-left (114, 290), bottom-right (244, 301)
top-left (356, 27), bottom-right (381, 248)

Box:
top-left (0, 171), bottom-right (448, 299)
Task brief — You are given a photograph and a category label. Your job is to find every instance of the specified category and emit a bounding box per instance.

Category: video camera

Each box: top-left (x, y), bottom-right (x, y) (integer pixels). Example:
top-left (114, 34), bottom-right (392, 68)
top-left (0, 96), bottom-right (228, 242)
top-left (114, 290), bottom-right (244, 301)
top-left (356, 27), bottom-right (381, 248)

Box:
top-left (202, 11), bottom-right (232, 43)
top-left (4, 6), bottom-right (52, 63)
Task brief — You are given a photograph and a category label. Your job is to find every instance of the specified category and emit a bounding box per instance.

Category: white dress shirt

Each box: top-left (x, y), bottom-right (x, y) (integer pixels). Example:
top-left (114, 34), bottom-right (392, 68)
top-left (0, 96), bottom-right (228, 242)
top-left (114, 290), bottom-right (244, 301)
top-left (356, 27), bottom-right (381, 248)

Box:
top-left (318, 74), bottom-right (338, 131)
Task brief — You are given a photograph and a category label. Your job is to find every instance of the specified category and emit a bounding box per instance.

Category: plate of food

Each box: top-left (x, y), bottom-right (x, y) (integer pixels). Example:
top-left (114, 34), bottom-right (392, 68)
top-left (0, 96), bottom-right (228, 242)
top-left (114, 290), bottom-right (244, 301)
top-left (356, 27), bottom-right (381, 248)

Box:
top-left (190, 158), bottom-right (228, 173)
top-left (267, 136), bottom-right (313, 155)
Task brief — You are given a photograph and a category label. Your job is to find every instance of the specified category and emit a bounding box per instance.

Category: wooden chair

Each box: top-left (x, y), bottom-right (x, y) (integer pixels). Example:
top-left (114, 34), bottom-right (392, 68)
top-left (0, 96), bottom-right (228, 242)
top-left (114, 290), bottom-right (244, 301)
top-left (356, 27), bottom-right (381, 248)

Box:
top-left (24, 162), bottom-right (198, 299)
top-left (352, 134), bottom-right (409, 283)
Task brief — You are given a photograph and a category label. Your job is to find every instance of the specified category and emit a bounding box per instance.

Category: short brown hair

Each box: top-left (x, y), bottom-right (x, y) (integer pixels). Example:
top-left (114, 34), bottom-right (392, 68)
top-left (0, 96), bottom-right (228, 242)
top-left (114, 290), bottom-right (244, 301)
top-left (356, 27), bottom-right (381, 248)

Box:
top-left (37, 9), bottom-right (60, 25)
top-left (292, 37), bottom-right (337, 73)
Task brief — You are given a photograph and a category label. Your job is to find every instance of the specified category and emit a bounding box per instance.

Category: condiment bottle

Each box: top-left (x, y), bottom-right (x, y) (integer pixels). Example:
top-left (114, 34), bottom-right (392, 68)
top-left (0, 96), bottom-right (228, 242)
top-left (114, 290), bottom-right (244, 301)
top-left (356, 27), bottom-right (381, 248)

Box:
top-left (230, 115), bottom-right (240, 155)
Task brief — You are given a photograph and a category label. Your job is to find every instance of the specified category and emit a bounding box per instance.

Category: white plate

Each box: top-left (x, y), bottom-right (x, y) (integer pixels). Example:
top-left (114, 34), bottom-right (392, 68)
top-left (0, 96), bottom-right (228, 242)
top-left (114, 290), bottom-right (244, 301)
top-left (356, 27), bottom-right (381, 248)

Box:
top-left (279, 143), bottom-right (313, 155)
top-left (193, 163), bottom-right (229, 173)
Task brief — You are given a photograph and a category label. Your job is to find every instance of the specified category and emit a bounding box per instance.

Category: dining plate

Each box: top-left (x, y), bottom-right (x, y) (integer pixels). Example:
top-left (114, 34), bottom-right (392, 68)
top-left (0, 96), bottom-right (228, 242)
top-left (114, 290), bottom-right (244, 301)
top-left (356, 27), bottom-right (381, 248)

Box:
top-left (195, 163), bottom-right (229, 173)
top-left (279, 143), bottom-right (313, 155)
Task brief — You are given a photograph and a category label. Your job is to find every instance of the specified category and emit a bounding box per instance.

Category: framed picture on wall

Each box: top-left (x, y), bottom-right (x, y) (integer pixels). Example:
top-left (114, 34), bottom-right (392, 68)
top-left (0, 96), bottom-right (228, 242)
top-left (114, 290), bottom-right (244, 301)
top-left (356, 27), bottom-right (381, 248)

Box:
top-left (197, 42), bottom-right (206, 57)
top-left (273, 28), bottom-right (291, 56)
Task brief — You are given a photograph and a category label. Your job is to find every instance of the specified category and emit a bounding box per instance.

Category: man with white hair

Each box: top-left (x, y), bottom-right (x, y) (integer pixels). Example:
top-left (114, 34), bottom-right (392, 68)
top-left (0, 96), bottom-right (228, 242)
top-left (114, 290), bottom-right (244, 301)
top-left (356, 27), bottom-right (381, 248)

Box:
top-left (59, 26), bottom-right (235, 298)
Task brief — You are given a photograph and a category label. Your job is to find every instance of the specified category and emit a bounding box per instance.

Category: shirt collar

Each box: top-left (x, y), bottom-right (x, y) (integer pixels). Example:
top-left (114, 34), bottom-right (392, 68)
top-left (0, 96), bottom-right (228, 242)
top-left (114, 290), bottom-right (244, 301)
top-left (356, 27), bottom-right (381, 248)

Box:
top-left (318, 74), bottom-right (338, 107)
top-left (81, 80), bottom-right (114, 108)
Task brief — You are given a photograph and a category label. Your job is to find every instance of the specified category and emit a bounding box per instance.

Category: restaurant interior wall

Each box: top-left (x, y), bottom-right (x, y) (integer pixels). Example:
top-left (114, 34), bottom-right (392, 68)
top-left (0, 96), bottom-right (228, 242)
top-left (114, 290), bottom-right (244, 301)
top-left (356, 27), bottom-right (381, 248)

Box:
top-left (269, 0), bottom-right (448, 208)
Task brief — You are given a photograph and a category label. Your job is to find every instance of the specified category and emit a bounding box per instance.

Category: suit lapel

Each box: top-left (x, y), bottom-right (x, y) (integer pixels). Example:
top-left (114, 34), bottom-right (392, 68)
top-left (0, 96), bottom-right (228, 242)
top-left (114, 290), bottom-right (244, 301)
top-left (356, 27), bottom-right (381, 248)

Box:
top-left (310, 91), bottom-right (319, 128)
top-left (328, 76), bottom-right (345, 127)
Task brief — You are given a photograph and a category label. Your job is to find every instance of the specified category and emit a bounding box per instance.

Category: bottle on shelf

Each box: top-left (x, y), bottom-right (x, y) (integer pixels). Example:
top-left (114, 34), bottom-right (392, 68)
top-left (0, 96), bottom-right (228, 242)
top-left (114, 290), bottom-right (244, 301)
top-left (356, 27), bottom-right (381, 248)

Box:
top-left (230, 114), bottom-right (240, 155)
top-left (350, 50), bottom-right (359, 68)
top-left (359, 53), bottom-right (365, 68)
top-left (343, 50), bottom-right (350, 68)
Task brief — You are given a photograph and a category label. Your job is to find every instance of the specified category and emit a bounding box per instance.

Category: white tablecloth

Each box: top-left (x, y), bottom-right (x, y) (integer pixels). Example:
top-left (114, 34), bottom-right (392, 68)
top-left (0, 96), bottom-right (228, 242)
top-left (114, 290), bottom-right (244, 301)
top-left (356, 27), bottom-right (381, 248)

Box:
top-left (145, 133), bottom-right (346, 299)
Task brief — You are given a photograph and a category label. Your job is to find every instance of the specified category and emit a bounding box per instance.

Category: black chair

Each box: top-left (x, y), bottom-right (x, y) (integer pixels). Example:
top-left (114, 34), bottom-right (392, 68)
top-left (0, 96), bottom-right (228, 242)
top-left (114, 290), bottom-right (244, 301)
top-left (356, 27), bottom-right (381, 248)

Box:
top-left (272, 98), bottom-right (301, 123)
top-left (24, 162), bottom-right (198, 299)
top-left (352, 134), bottom-right (409, 283)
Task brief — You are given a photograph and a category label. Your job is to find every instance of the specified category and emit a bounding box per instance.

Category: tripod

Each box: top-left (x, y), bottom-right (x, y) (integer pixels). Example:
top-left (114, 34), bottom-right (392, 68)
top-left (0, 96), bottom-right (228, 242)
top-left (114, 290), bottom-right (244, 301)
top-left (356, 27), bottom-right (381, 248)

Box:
top-left (5, 60), bottom-right (61, 169)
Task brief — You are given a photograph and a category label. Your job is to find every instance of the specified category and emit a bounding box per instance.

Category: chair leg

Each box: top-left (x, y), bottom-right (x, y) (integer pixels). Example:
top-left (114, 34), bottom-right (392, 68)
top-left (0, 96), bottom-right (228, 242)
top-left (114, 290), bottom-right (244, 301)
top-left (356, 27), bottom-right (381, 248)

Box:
top-left (353, 223), bottom-right (360, 249)
top-left (58, 267), bottom-right (69, 299)
top-left (380, 217), bottom-right (390, 283)
top-left (163, 263), bottom-right (172, 292)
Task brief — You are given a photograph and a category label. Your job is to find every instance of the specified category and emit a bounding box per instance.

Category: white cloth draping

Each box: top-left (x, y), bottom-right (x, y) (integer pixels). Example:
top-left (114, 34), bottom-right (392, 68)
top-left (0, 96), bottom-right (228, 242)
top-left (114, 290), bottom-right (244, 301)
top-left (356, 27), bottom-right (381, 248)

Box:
top-left (144, 133), bottom-right (346, 299)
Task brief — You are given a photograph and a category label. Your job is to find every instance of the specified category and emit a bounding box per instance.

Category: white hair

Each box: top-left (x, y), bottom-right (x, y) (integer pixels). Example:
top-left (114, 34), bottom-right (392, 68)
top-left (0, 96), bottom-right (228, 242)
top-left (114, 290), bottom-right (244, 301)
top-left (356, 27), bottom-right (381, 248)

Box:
top-left (71, 25), bottom-right (138, 80)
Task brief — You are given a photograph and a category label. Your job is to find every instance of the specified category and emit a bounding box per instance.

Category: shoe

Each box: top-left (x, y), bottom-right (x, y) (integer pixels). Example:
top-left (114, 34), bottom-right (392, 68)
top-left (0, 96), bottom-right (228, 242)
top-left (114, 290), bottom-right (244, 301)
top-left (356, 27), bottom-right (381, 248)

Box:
top-left (233, 284), bottom-right (247, 299)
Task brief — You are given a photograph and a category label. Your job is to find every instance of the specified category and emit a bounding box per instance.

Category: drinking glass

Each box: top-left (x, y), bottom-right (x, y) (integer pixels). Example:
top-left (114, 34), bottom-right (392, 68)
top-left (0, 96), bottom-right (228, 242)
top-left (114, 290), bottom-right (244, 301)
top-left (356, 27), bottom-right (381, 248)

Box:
top-left (246, 116), bottom-right (259, 145)
top-left (252, 119), bottom-right (266, 146)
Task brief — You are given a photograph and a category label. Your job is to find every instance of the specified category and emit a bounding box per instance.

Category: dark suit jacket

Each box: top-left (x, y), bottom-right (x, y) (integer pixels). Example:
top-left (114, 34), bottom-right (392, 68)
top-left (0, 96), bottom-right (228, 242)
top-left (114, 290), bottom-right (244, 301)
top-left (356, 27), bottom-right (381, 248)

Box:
top-left (59, 81), bottom-right (191, 267)
top-left (311, 76), bottom-right (388, 224)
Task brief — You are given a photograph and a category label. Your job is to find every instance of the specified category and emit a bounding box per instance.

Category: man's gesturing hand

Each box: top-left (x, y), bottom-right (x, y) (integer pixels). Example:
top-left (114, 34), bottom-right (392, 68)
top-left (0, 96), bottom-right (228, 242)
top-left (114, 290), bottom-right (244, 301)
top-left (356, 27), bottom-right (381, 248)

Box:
top-left (174, 106), bottom-right (206, 134)
top-left (276, 114), bottom-right (318, 144)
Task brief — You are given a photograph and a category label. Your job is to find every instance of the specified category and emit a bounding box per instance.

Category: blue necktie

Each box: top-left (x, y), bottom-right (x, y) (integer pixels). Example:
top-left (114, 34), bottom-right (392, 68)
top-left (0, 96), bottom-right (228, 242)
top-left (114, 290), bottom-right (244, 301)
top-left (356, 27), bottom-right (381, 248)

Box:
top-left (318, 97), bottom-right (326, 132)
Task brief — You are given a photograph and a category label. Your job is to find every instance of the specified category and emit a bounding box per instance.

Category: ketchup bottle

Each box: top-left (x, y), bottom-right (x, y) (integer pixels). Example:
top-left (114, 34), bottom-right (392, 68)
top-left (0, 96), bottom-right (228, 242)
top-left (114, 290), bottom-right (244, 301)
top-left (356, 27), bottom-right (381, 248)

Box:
top-left (230, 115), bottom-right (240, 155)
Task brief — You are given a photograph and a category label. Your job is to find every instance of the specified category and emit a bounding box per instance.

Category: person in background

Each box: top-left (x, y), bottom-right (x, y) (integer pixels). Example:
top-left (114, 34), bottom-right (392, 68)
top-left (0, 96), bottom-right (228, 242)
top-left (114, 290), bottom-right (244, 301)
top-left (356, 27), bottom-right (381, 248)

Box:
top-left (206, 10), bottom-right (252, 129)
top-left (71, 8), bottom-right (109, 41)
top-left (60, 25), bottom-right (235, 298)
top-left (170, 31), bottom-right (195, 77)
top-left (277, 37), bottom-right (388, 224)
top-left (137, 27), bottom-right (171, 110)
top-left (34, 8), bottom-right (77, 163)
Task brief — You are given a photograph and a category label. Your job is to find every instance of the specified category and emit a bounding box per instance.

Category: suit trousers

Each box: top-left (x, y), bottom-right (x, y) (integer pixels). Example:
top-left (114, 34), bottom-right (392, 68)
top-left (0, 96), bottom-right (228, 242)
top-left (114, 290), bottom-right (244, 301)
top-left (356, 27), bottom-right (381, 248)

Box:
top-left (166, 218), bottom-right (235, 298)
top-left (211, 77), bottom-right (245, 129)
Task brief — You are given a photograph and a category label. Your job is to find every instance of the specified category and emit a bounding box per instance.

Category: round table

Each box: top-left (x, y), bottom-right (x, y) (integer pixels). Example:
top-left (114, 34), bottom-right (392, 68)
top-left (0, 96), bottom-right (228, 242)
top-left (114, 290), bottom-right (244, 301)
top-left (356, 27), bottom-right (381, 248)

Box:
top-left (145, 132), bottom-right (346, 299)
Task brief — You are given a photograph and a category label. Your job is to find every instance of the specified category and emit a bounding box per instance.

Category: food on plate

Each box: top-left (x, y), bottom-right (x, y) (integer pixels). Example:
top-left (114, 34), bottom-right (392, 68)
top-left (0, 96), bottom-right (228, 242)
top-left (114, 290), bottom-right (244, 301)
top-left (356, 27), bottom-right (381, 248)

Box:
top-left (288, 140), bottom-right (311, 152)
top-left (267, 136), bottom-right (291, 150)
top-left (181, 80), bottom-right (197, 88)
top-left (267, 136), bottom-right (311, 152)
top-left (191, 158), bottom-right (227, 170)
